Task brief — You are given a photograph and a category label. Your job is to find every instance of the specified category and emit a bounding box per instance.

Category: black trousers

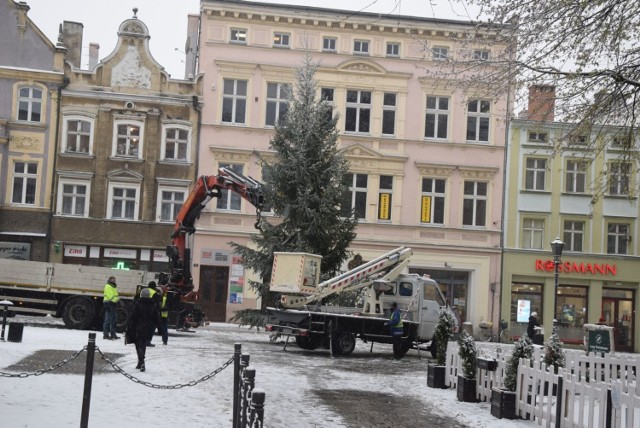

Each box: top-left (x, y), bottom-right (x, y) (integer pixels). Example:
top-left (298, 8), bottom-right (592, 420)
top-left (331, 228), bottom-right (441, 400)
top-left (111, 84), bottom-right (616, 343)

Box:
top-left (135, 339), bottom-right (147, 364)
top-left (392, 334), bottom-right (403, 359)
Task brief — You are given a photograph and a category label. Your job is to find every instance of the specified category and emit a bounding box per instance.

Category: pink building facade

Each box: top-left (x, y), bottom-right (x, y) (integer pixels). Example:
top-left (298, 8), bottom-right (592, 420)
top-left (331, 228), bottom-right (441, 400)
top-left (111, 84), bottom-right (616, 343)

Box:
top-left (192, 0), bottom-right (510, 327)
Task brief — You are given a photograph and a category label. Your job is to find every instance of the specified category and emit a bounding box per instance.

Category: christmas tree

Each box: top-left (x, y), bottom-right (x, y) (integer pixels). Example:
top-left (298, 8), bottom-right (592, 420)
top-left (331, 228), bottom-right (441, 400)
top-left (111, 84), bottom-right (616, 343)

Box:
top-left (504, 335), bottom-right (534, 391)
top-left (434, 309), bottom-right (456, 366)
top-left (457, 330), bottom-right (477, 379)
top-left (543, 322), bottom-right (565, 373)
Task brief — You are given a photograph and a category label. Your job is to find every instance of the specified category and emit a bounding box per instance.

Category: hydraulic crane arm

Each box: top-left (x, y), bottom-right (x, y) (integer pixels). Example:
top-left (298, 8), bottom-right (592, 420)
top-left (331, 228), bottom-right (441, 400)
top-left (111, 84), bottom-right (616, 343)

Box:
top-left (162, 167), bottom-right (265, 299)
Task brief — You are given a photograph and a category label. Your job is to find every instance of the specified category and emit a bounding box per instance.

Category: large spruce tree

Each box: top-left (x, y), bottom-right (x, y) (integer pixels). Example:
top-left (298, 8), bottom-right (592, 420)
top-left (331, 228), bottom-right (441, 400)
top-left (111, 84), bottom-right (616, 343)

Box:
top-left (231, 55), bottom-right (358, 318)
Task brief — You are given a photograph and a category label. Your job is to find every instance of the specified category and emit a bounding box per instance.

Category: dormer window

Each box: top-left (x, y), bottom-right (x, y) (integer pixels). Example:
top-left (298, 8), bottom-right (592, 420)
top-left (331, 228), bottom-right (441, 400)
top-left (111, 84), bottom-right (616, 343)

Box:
top-left (230, 28), bottom-right (247, 44)
top-left (353, 40), bottom-right (369, 55)
top-left (273, 32), bottom-right (290, 48)
top-left (528, 131), bottom-right (548, 142)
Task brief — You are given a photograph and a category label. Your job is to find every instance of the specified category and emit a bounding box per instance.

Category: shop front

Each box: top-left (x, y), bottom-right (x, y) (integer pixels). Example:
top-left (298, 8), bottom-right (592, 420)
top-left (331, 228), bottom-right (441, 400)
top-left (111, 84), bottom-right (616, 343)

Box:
top-left (502, 251), bottom-right (639, 353)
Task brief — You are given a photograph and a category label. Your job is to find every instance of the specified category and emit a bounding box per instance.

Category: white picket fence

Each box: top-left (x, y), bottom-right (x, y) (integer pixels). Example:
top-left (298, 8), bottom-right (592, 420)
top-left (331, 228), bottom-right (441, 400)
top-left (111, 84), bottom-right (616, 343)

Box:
top-left (444, 341), bottom-right (640, 427)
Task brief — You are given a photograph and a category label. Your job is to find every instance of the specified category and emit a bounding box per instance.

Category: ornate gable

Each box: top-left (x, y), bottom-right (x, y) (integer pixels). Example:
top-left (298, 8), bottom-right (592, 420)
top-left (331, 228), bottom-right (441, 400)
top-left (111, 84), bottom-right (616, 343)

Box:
top-left (337, 60), bottom-right (386, 75)
top-left (107, 167), bottom-right (143, 182)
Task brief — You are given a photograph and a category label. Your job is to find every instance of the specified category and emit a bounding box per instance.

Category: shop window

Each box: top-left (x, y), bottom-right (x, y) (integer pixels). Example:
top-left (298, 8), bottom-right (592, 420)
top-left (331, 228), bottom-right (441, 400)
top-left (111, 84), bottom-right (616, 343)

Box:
top-left (556, 285), bottom-right (588, 344)
top-left (510, 283), bottom-right (543, 339)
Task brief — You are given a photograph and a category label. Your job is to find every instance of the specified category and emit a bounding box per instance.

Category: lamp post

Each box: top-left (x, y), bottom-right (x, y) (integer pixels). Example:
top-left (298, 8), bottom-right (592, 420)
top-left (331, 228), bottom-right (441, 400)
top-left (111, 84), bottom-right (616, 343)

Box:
top-left (550, 237), bottom-right (565, 324)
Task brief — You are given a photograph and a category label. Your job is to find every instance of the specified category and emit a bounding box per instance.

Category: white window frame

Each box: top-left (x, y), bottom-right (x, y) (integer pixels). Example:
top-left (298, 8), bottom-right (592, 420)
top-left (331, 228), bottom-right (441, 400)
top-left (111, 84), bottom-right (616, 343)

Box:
top-left (17, 86), bottom-right (43, 122)
top-left (386, 42), bottom-right (400, 57)
top-left (57, 177), bottom-right (91, 217)
top-left (216, 163), bottom-right (244, 211)
top-left (230, 28), bottom-right (247, 44)
top-left (474, 49), bottom-right (490, 60)
top-left (345, 89), bottom-right (371, 134)
top-left (322, 37), bottom-right (337, 52)
top-left (564, 220), bottom-right (584, 252)
top-left (62, 115), bottom-right (94, 155)
top-left (421, 178), bottom-right (446, 225)
top-left (222, 79), bottom-right (248, 124)
top-left (107, 182), bottom-right (140, 220)
top-left (112, 119), bottom-right (144, 159)
top-left (161, 123), bottom-right (191, 162)
top-left (528, 131), bottom-right (548, 143)
top-left (382, 93), bottom-right (397, 136)
top-left (425, 95), bottom-right (449, 140)
top-left (525, 157), bottom-right (547, 191)
top-left (321, 87), bottom-right (335, 121)
top-left (466, 99), bottom-right (490, 143)
top-left (462, 181), bottom-right (487, 227)
top-left (607, 223), bottom-right (630, 255)
top-left (432, 46), bottom-right (449, 60)
top-left (273, 32), bottom-right (290, 48)
top-left (265, 82), bottom-right (290, 127)
top-left (522, 218), bottom-right (544, 249)
top-left (343, 173), bottom-right (368, 220)
top-left (353, 39), bottom-right (370, 55)
top-left (608, 162), bottom-right (630, 196)
top-left (11, 161), bottom-right (38, 205)
top-left (156, 185), bottom-right (187, 222)
top-left (565, 160), bottom-right (586, 193)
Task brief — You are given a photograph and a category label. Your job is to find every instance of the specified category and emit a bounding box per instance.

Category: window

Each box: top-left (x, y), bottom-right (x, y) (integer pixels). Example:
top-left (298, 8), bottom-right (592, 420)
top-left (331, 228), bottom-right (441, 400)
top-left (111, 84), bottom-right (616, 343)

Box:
top-left (113, 121), bottom-right (143, 158)
top-left (612, 136), bottom-right (631, 149)
top-left (564, 220), bottom-right (584, 252)
top-left (382, 93), bottom-right (396, 136)
top-left (11, 161), bottom-right (37, 205)
top-left (322, 37), bottom-right (336, 52)
top-left (608, 162), bottom-right (630, 196)
top-left (222, 79), bottom-right (247, 124)
top-left (217, 163), bottom-right (243, 211)
top-left (528, 131), bottom-right (548, 142)
top-left (569, 135), bottom-right (588, 146)
top-left (266, 83), bottom-right (290, 126)
top-left (162, 125), bottom-right (190, 161)
top-left (321, 87), bottom-right (334, 122)
top-left (466, 99), bottom-right (490, 142)
top-left (378, 175), bottom-right (393, 221)
top-left (525, 158), bottom-right (547, 191)
top-left (386, 42), bottom-right (400, 57)
top-left (57, 178), bottom-right (89, 217)
top-left (399, 282), bottom-right (413, 296)
top-left (509, 283), bottom-right (542, 336)
top-left (345, 90), bottom-right (371, 133)
top-left (157, 187), bottom-right (186, 222)
top-left (17, 87), bottom-right (42, 122)
top-left (522, 218), bottom-right (544, 249)
top-left (607, 223), bottom-right (629, 255)
top-left (353, 40), bottom-right (369, 55)
top-left (273, 32), bottom-right (290, 48)
top-left (556, 286), bottom-right (588, 340)
top-left (230, 28), bottom-right (247, 44)
top-left (473, 49), bottom-right (490, 60)
top-left (108, 183), bottom-right (139, 220)
top-left (565, 160), bottom-right (586, 193)
top-left (462, 181), bottom-right (487, 227)
top-left (425, 96), bottom-right (449, 139)
top-left (341, 173), bottom-right (368, 219)
top-left (420, 178), bottom-right (445, 224)
top-left (432, 46), bottom-right (448, 60)
top-left (63, 117), bottom-right (92, 154)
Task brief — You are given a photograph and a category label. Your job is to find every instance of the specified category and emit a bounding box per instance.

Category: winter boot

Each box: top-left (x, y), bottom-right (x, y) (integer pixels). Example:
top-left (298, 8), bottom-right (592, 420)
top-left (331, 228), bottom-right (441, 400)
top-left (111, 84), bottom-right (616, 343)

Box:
top-left (111, 334), bottom-right (120, 339)
top-left (140, 363), bottom-right (145, 372)
top-left (103, 335), bottom-right (111, 340)
top-left (135, 361), bottom-right (141, 369)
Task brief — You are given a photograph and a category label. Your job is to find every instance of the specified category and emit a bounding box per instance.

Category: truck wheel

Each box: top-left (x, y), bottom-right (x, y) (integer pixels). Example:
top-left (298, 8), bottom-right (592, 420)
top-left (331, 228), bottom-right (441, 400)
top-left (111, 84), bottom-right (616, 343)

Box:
top-left (332, 331), bottom-right (356, 356)
top-left (296, 336), bottom-right (312, 350)
top-left (62, 298), bottom-right (96, 330)
top-left (116, 301), bottom-right (132, 332)
top-left (401, 340), bottom-right (413, 355)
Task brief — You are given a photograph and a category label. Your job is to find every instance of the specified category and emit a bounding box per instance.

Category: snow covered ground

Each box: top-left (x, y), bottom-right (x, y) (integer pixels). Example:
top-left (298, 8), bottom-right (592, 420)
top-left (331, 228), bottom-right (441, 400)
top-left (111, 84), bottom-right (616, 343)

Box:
top-left (0, 316), bottom-right (537, 427)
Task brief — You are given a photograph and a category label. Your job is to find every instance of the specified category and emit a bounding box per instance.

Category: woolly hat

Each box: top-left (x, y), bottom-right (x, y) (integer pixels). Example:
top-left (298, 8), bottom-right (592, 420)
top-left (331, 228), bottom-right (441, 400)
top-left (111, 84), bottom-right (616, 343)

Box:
top-left (391, 302), bottom-right (398, 308)
top-left (140, 288), bottom-right (151, 298)
top-left (148, 281), bottom-right (157, 289)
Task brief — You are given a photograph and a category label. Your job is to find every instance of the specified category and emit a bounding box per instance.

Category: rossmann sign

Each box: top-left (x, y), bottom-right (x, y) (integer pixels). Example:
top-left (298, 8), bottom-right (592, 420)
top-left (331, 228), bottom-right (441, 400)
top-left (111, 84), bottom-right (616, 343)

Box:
top-left (535, 260), bottom-right (617, 276)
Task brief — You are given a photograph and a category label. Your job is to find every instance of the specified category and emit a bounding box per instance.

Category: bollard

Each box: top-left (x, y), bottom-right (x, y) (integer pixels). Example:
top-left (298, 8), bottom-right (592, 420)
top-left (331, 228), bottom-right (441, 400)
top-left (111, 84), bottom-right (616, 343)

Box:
top-left (249, 389), bottom-right (266, 428)
top-left (0, 300), bottom-right (13, 341)
top-left (232, 343), bottom-right (242, 428)
top-left (80, 333), bottom-right (96, 428)
top-left (241, 368), bottom-right (256, 427)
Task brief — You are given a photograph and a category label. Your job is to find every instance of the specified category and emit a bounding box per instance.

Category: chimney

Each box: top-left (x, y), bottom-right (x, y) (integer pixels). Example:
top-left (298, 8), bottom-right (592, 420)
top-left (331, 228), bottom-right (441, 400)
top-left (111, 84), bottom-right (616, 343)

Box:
top-left (528, 85), bottom-right (556, 122)
top-left (184, 14), bottom-right (200, 79)
top-left (88, 43), bottom-right (100, 69)
top-left (16, 1), bottom-right (30, 34)
top-left (62, 21), bottom-right (84, 69)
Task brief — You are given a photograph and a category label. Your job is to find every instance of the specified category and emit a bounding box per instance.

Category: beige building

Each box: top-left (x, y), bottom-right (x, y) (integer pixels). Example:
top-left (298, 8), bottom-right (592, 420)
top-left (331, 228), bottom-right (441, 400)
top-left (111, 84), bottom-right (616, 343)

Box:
top-left (190, 0), bottom-right (512, 324)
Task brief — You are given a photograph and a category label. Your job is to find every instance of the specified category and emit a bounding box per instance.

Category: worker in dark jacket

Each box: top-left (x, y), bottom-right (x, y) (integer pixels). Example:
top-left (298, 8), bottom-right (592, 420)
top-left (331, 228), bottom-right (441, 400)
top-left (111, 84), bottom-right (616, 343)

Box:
top-left (127, 288), bottom-right (161, 372)
top-left (385, 302), bottom-right (404, 360)
top-left (146, 281), bottom-right (161, 347)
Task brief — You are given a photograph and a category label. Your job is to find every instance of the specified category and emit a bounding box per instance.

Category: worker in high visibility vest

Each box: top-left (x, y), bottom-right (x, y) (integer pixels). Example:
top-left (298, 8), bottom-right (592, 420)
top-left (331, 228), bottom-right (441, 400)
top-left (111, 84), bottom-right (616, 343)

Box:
top-left (385, 302), bottom-right (404, 360)
top-left (102, 276), bottom-right (120, 340)
top-left (159, 287), bottom-right (169, 345)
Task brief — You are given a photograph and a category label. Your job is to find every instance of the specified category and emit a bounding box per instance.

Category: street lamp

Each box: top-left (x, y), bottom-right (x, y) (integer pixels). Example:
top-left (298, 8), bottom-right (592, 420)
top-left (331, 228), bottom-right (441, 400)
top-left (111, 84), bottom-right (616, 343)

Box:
top-left (550, 237), bottom-right (565, 324)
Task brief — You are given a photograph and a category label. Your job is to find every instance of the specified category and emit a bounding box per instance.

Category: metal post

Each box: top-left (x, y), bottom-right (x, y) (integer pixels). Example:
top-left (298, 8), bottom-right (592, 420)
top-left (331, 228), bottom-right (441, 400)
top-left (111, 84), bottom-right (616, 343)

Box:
top-left (555, 376), bottom-right (563, 427)
top-left (241, 368), bottom-right (256, 428)
top-left (0, 300), bottom-right (13, 341)
top-left (249, 389), bottom-right (266, 428)
top-left (232, 343), bottom-right (242, 428)
top-left (553, 259), bottom-right (560, 323)
top-left (80, 333), bottom-right (96, 428)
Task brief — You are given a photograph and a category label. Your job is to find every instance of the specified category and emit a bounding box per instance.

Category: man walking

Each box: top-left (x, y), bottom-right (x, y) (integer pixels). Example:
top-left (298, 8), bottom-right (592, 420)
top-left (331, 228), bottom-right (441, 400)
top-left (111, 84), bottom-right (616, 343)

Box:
top-left (103, 276), bottom-right (120, 340)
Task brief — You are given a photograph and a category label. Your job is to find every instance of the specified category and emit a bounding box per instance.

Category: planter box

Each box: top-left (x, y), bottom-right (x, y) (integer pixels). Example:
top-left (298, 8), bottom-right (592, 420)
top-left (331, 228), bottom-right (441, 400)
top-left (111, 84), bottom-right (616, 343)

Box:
top-left (457, 375), bottom-right (478, 402)
top-left (427, 364), bottom-right (447, 389)
top-left (490, 388), bottom-right (517, 419)
top-left (476, 357), bottom-right (497, 371)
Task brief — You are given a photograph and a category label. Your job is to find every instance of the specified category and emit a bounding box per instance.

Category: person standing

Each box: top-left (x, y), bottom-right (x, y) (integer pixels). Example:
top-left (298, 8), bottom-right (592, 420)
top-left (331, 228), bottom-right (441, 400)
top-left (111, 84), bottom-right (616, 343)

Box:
top-left (159, 287), bottom-right (169, 345)
top-left (527, 311), bottom-right (541, 341)
top-left (102, 276), bottom-right (120, 340)
top-left (145, 281), bottom-right (161, 347)
top-left (385, 302), bottom-right (404, 360)
top-left (127, 288), bottom-right (161, 372)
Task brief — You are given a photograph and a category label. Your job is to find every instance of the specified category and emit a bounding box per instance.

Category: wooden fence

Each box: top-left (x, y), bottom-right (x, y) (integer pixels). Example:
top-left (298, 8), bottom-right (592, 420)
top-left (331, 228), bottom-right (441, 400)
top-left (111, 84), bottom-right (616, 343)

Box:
top-left (445, 342), bottom-right (640, 427)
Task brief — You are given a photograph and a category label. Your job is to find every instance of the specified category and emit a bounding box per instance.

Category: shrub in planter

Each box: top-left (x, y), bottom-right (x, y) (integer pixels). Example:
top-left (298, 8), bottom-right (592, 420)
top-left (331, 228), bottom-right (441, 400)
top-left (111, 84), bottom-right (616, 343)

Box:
top-left (456, 330), bottom-right (478, 402)
top-left (543, 322), bottom-right (565, 373)
top-left (492, 335), bottom-right (534, 419)
top-left (433, 309), bottom-right (455, 366)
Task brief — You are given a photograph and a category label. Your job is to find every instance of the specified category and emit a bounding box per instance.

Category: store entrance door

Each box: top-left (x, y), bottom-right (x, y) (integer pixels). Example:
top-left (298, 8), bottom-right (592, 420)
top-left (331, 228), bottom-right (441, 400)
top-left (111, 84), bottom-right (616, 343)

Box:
top-left (602, 294), bottom-right (634, 353)
top-left (199, 266), bottom-right (229, 322)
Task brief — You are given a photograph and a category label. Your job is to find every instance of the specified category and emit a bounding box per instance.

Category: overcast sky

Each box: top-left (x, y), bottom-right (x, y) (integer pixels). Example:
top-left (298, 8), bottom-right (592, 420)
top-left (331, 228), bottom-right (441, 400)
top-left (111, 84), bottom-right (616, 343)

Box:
top-left (25, 0), bottom-right (480, 78)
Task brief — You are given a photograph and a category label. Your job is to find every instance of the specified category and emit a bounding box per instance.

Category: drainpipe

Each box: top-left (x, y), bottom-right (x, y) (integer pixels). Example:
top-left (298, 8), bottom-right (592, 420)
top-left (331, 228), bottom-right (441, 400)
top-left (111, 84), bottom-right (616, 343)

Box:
top-left (46, 76), bottom-right (70, 262)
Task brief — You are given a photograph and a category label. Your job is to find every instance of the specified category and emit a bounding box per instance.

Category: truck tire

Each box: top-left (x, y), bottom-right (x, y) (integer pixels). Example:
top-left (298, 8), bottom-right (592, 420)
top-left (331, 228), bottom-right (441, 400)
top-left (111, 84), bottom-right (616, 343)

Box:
top-left (115, 301), bottom-right (132, 332)
top-left (296, 335), bottom-right (321, 350)
top-left (331, 331), bottom-right (356, 356)
top-left (62, 297), bottom-right (96, 330)
top-left (401, 339), bottom-right (413, 355)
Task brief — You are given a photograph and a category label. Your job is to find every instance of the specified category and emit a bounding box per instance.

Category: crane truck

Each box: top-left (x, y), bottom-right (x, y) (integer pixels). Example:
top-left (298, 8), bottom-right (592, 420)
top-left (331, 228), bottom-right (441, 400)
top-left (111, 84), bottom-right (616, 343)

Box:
top-left (0, 167), bottom-right (265, 331)
top-left (265, 246), bottom-right (454, 357)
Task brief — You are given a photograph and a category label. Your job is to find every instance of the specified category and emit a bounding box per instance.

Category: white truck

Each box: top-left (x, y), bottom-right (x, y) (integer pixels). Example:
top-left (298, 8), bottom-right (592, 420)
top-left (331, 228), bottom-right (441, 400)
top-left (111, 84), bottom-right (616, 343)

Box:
top-left (266, 247), bottom-right (454, 357)
top-left (0, 258), bottom-right (154, 330)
